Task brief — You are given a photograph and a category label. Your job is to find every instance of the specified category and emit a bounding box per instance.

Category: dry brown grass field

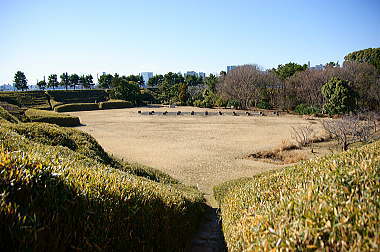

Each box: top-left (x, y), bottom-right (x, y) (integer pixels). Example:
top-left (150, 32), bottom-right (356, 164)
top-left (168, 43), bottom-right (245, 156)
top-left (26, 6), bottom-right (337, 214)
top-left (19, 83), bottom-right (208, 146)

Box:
top-left (69, 106), bottom-right (331, 205)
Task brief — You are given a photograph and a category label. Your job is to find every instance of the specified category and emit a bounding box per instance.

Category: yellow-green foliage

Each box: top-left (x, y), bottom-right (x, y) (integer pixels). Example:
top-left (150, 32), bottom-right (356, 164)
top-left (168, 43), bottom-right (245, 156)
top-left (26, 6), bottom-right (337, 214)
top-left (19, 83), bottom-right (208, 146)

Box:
top-left (1, 121), bottom-right (177, 184)
top-left (54, 103), bottom-right (99, 112)
top-left (0, 123), bottom-right (205, 250)
top-left (99, 99), bottom-right (133, 109)
top-left (214, 142), bottom-right (380, 251)
top-left (0, 107), bottom-right (19, 123)
top-left (25, 108), bottom-right (81, 127)
top-left (0, 91), bottom-right (50, 109)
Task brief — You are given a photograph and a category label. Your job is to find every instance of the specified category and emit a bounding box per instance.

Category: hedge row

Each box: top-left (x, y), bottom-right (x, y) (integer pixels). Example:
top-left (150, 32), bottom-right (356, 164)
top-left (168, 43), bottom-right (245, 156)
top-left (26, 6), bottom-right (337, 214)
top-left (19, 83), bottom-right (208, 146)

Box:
top-left (25, 109), bottom-right (81, 127)
top-left (54, 103), bottom-right (99, 112)
top-left (214, 141), bottom-right (380, 251)
top-left (0, 121), bottom-right (206, 250)
top-left (47, 89), bottom-right (108, 104)
top-left (54, 100), bottom-right (134, 112)
top-left (0, 91), bottom-right (50, 110)
top-left (0, 90), bottom-right (111, 110)
top-left (99, 99), bottom-right (133, 109)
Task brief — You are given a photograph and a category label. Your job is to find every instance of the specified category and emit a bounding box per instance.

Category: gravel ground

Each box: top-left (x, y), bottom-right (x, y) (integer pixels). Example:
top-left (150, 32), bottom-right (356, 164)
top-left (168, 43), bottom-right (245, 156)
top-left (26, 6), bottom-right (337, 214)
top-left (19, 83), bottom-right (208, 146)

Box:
top-left (68, 105), bottom-right (321, 206)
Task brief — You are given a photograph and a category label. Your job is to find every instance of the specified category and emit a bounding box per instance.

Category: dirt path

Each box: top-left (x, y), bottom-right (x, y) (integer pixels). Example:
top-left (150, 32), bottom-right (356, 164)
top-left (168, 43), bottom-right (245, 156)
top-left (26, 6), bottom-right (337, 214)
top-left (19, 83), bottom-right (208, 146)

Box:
top-left (69, 106), bottom-right (322, 206)
top-left (186, 207), bottom-right (227, 252)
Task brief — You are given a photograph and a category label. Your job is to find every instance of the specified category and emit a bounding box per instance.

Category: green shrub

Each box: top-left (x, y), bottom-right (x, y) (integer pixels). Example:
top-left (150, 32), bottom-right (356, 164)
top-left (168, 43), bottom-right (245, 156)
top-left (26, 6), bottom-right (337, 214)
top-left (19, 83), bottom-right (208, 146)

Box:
top-left (215, 96), bottom-right (228, 107)
top-left (193, 99), bottom-right (203, 107)
top-left (25, 109), bottom-right (80, 127)
top-left (0, 106), bottom-right (19, 123)
top-left (47, 89), bottom-right (108, 104)
top-left (99, 99), bottom-right (133, 109)
top-left (294, 104), bottom-right (321, 115)
top-left (227, 99), bottom-right (240, 109)
top-left (214, 141), bottom-right (380, 251)
top-left (256, 100), bottom-right (271, 109)
top-left (54, 103), bottom-right (99, 112)
top-left (0, 124), bottom-right (206, 251)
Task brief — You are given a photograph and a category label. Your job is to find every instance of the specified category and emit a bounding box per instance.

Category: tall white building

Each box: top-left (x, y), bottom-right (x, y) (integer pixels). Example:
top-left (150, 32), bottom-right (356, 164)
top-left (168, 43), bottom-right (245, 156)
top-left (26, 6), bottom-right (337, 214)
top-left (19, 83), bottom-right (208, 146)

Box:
top-left (140, 72), bottom-right (153, 87)
top-left (198, 72), bottom-right (206, 78)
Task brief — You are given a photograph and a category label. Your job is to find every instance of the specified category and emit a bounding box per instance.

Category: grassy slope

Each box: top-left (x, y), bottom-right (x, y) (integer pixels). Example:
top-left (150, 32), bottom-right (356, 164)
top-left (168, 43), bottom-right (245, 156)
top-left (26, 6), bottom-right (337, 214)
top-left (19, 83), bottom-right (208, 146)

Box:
top-left (214, 141), bottom-right (380, 251)
top-left (0, 121), bottom-right (205, 250)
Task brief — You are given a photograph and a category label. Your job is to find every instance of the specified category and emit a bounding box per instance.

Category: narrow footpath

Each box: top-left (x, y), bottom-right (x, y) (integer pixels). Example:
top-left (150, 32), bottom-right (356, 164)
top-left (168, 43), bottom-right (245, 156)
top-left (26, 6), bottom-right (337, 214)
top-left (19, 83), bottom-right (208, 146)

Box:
top-left (186, 206), bottom-right (227, 252)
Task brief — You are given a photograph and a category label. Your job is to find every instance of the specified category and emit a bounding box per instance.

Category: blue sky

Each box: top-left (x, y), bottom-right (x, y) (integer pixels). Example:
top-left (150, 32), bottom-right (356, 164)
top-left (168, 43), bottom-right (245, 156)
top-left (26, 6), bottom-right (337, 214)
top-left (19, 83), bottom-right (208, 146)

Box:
top-left (0, 0), bottom-right (379, 84)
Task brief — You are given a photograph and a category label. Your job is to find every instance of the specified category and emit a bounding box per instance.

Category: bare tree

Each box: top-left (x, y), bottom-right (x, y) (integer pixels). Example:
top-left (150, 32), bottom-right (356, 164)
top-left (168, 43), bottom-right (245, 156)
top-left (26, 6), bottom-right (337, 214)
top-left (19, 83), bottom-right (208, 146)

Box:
top-left (281, 62), bottom-right (380, 111)
top-left (284, 69), bottom-right (328, 109)
top-left (321, 116), bottom-right (376, 151)
top-left (340, 61), bottom-right (380, 111)
top-left (291, 125), bottom-right (314, 147)
top-left (217, 64), bottom-right (278, 109)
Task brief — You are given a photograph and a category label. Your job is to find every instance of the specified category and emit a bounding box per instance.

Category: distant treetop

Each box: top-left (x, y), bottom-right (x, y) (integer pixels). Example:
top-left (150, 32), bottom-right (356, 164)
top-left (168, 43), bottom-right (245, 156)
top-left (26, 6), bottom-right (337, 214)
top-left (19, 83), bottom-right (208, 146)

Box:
top-left (272, 62), bottom-right (308, 80)
top-left (344, 48), bottom-right (380, 71)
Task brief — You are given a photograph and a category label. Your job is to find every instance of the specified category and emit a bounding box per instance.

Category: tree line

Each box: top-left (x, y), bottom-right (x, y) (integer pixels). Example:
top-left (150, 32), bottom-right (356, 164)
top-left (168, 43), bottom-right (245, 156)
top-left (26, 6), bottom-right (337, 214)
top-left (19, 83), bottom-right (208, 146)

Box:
top-left (13, 72), bottom-right (96, 91)
top-left (140, 47), bottom-right (380, 114)
top-left (11, 47), bottom-right (380, 114)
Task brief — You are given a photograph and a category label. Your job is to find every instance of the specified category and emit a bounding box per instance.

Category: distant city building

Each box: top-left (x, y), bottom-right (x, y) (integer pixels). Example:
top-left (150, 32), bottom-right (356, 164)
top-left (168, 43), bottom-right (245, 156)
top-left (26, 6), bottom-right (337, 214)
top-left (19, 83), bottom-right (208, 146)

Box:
top-left (140, 72), bottom-right (153, 87)
top-left (185, 71), bottom-right (198, 77)
top-left (227, 65), bottom-right (237, 72)
top-left (308, 62), bottom-right (324, 70)
top-left (28, 85), bottom-right (39, 90)
top-left (0, 84), bottom-right (14, 91)
top-left (198, 72), bottom-right (206, 78)
top-left (313, 64), bottom-right (324, 70)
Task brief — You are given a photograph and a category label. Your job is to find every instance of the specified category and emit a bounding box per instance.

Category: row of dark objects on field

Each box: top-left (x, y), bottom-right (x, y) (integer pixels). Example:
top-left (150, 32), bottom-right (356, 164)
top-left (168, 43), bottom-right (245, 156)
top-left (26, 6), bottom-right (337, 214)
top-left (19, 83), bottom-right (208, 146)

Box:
top-left (137, 110), bottom-right (280, 116)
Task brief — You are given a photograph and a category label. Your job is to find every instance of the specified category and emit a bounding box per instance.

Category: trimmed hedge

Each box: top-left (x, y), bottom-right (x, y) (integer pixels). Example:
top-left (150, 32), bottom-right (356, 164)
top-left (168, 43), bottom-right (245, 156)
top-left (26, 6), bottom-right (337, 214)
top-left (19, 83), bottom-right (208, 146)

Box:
top-left (25, 109), bottom-right (80, 127)
top-left (99, 99), bottom-right (133, 109)
top-left (214, 141), bottom-right (380, 251)
top-left (54, 103), bottom-right (99, 112)
top-left (0, 122), bottom-right (206, 250)
top-left (1, 121), bottom-right (177, 184)
top-left (0, 106), bottom-right (19, 123)
top-left (47, 89), bottom-right (108, 104)
top-left (3, 122), bottom-right (113, 165)
top-left (0, 91), bottom-right (50, 109)
top-left (49, 99), bottom-right (64, 109)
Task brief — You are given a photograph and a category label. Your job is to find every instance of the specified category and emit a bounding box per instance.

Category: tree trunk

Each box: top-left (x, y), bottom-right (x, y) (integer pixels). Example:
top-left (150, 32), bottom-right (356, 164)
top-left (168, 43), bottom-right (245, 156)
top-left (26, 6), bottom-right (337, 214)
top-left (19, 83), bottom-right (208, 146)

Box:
top-left (343, 141), bottom-right (348, 151)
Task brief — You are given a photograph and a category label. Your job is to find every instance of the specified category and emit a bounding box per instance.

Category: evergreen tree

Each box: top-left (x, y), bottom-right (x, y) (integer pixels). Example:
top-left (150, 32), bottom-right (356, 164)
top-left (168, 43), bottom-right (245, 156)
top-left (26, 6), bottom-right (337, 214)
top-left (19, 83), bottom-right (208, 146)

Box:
top-left (48, 74), bottom-right (59, 89)
top-left (14, 71), bottom-right (28, 91)
top-left (321, 77), bottom-right (356, 115)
